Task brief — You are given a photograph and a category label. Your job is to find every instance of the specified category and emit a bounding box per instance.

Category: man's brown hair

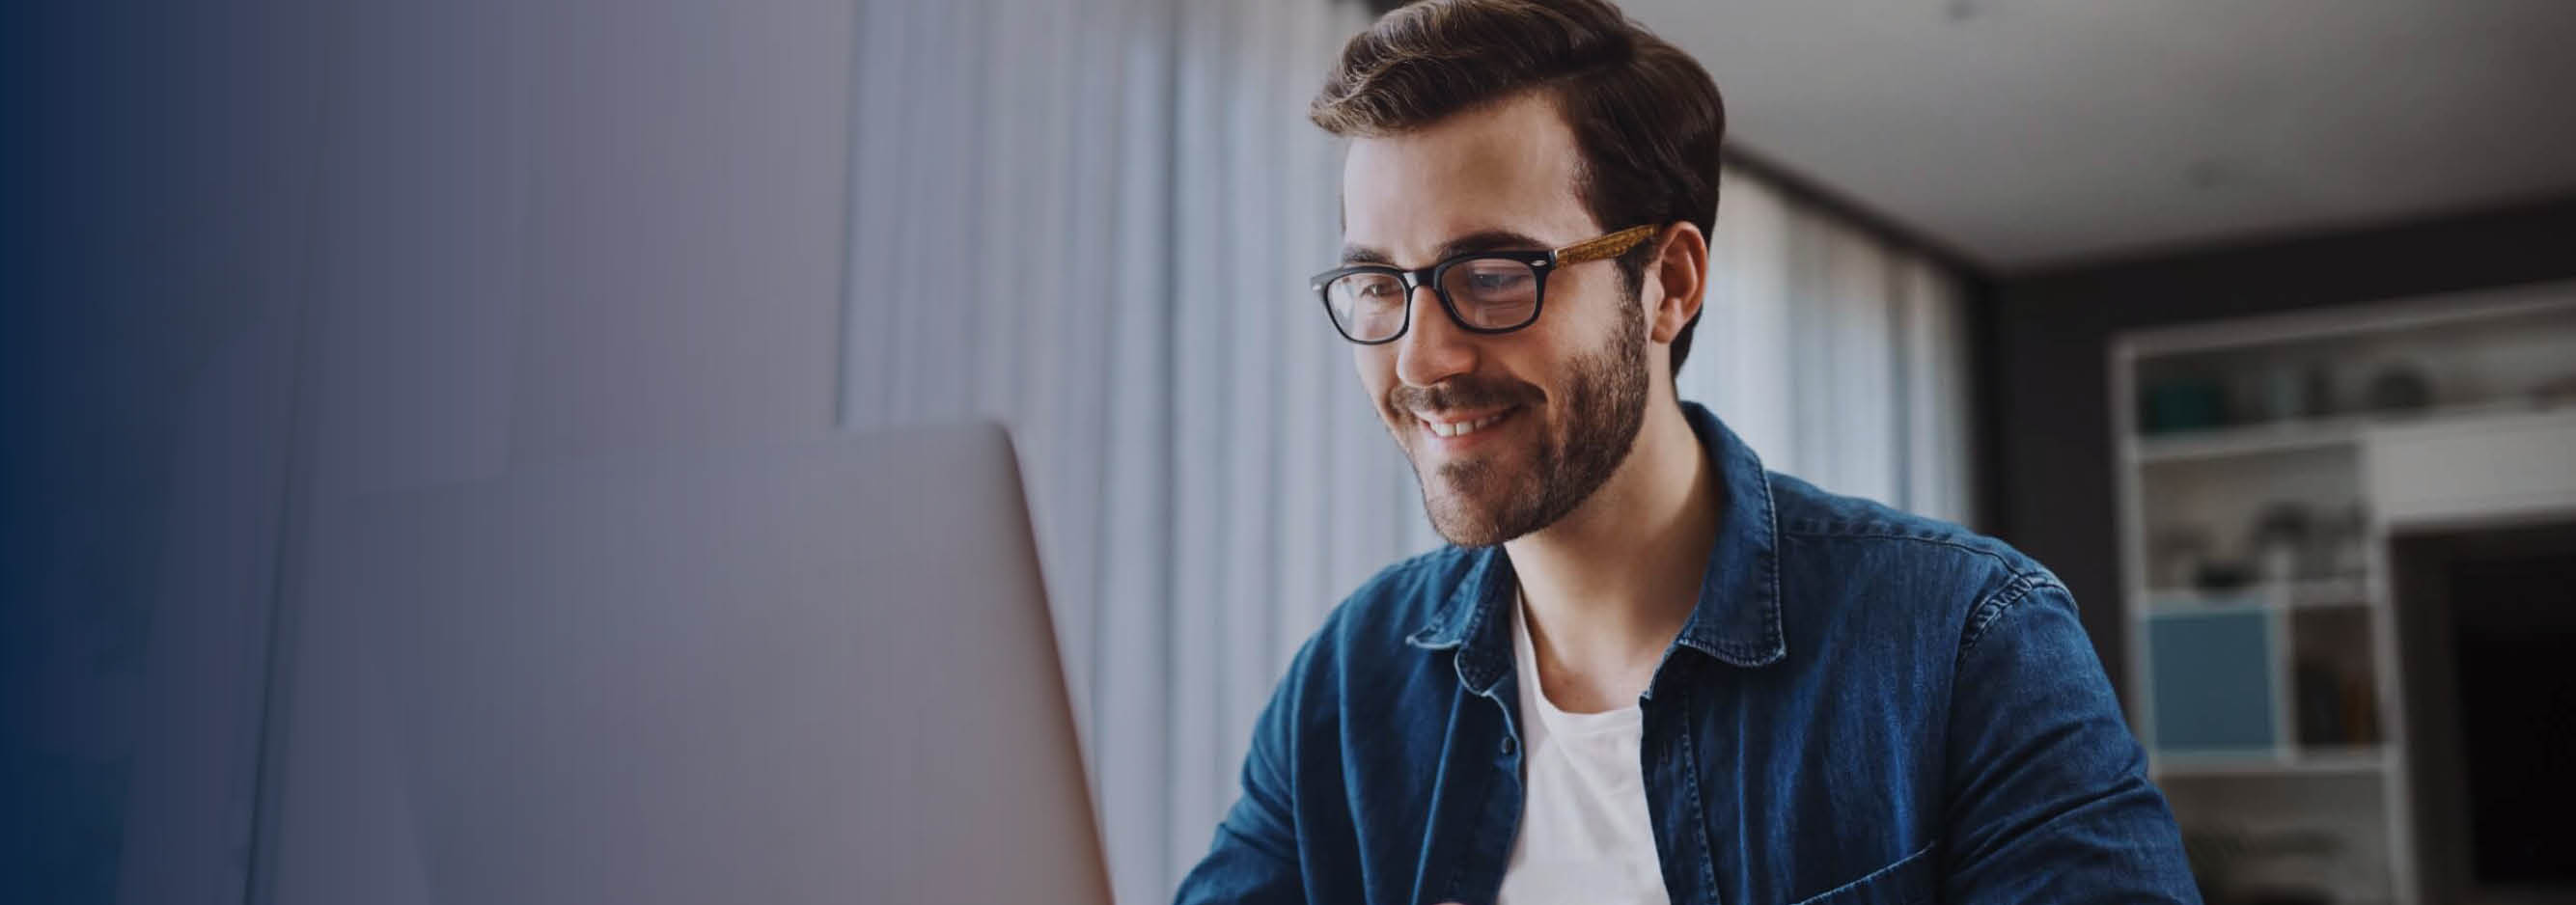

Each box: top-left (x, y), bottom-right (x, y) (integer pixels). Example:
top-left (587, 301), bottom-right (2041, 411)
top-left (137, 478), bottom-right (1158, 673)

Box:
top-left (1311, 0), bottom-right (1725, 378)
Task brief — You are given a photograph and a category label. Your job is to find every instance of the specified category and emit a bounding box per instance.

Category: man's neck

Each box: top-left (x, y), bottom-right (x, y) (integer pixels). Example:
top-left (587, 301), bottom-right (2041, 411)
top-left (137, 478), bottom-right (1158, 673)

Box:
top-left (1503, 397), bottom-right (1720, 713)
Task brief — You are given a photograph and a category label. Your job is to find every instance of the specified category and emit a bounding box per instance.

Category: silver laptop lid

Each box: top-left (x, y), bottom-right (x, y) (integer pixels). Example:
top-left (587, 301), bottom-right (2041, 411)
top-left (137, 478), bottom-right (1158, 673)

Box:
top-left (267, 422), bottom-right (1110, 905)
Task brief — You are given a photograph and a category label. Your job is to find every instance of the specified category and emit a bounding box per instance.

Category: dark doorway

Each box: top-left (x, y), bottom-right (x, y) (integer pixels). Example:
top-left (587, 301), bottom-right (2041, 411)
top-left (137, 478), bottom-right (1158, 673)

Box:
top-left (2393, 521), bottom-right (2576, 904)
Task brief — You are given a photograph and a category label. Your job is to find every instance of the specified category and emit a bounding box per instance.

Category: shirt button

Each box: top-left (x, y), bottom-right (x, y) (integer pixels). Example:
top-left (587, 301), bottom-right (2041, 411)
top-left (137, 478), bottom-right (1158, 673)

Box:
top-left (1499, 736), bottom-right (1517, 755)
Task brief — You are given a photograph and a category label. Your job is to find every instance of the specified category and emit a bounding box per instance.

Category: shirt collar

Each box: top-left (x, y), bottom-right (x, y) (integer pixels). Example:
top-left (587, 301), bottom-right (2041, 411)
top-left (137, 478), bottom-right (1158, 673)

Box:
top-left (1403, 401), bottom-right (1788, 694)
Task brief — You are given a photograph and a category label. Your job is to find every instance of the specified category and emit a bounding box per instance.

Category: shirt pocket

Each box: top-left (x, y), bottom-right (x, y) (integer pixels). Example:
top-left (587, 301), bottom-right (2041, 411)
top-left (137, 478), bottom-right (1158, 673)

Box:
top-left (1787, 839), bottom-right (1937, 905)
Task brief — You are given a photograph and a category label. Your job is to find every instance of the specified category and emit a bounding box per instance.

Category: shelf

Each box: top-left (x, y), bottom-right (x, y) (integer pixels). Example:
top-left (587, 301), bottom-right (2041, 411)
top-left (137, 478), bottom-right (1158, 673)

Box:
top-left (2135, 417), bottom-right (2358, 463)
top-left (2152, 746), bottom-right (2388, 779)
top-left (2111, 288), bottom-right (2576, 905)
top-left (2131, 399), bottom-right (2564, 465)
top-left (2139, 577), bottom-right (2372, 616)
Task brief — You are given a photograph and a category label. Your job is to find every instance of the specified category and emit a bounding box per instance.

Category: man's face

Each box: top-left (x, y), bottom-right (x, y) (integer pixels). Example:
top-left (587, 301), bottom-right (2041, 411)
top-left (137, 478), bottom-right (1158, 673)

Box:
top-left (1339, 91), bottom-right (1652, 547)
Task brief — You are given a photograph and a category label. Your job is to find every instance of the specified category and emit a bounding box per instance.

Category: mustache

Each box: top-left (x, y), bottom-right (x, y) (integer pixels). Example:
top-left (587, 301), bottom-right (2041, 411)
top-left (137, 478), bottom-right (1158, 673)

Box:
top-left (1387, 375), bottom-right (1543, 418)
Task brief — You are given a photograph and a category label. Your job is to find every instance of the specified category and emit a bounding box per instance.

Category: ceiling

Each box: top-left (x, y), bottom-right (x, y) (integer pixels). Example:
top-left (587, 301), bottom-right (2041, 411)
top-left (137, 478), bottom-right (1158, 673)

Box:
top-left (1622, 0), bottom-right (2576, 272)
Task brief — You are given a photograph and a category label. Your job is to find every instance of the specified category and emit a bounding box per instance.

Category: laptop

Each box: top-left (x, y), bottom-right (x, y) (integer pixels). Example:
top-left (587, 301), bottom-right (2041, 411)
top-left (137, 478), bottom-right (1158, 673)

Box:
top-left (267, 422), bottom-right (1113, 905)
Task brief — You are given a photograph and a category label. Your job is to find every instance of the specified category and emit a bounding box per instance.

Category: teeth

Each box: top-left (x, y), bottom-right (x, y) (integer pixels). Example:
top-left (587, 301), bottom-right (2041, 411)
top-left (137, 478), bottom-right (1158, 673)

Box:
top-left (1425, 411), bottom-right (1509, 438)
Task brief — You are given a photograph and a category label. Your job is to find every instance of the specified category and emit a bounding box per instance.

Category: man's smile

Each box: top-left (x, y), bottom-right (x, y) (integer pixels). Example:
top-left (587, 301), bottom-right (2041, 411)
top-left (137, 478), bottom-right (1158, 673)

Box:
top-left (1416, 404), bottom-right (1522, 448)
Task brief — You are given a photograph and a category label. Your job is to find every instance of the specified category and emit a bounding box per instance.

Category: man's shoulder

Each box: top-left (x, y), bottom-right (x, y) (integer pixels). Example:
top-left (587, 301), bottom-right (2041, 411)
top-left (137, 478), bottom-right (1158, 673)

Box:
top-left (1763, 470), bottom-right (2072, 650)
top-left (1766, 469), bottom-right (2050, 580)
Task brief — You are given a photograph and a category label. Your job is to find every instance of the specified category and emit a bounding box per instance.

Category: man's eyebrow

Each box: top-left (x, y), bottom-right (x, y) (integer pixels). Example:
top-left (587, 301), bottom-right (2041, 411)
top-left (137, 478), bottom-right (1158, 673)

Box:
top-left (1339, 230), bottom-right (1552, 267)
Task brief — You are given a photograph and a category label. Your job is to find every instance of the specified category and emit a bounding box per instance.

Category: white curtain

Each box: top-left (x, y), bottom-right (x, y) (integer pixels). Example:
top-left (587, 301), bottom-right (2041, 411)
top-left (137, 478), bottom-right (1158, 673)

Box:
top-left (841, 4), bottom-right (1977, 902)
top-left (1689, 164), bottom-right (1978, 527)
top-left (842, 1), bottom-right (1394, 902)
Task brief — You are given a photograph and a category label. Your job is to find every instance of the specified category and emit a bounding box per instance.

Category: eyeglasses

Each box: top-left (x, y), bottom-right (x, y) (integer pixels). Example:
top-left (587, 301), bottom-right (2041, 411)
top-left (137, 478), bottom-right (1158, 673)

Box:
top-left (1309, 224), bottom-right (1659, 344)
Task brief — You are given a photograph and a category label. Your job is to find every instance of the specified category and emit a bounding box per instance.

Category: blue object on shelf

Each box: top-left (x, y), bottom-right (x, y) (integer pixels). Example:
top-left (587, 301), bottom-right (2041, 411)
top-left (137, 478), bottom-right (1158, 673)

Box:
top-left (2148, 610), bottom-right (2276, 753)
top-left (2141, 380), bottom-right (2227, 434)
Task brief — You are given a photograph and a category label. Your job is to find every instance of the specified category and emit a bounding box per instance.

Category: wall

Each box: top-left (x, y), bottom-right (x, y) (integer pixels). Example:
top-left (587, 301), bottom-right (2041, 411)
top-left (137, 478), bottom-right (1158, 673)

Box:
top-left (263, 0), bottom-right (855, 899)
top-left (5, 2), bottom-right (326, 899)
top-left (4, 0), bottom-right (858, 901)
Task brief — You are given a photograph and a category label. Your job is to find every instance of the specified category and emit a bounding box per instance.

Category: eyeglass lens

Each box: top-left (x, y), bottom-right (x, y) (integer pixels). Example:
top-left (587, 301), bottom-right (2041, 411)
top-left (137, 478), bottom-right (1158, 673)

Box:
top-left (1324, 258), bottom-right (1541, 342)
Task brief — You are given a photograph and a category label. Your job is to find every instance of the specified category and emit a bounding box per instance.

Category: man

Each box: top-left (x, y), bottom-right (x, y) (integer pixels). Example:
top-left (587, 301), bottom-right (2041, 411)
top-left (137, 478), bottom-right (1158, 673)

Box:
top-left (1175, 1), bottom-right (2201, 903)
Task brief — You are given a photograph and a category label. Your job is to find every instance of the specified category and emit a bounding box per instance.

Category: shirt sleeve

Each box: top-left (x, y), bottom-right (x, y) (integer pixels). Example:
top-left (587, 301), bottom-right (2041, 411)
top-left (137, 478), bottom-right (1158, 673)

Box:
top-left (1938, 580), bottom-right (2204, 904)
top-left (1171, 664), bottom-right (1308, 905)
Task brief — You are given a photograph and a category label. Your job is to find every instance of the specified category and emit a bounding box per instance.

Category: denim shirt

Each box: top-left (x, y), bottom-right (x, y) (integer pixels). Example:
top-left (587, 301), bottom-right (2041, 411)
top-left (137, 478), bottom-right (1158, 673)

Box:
top-left (1174, 402), bottom-right (2200, 905)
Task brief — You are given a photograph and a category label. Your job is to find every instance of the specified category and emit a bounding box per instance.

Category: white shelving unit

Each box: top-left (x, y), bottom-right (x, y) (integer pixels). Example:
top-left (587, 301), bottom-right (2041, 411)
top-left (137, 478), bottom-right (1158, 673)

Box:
top-left (2109, 283), bottom-right (2576, 905)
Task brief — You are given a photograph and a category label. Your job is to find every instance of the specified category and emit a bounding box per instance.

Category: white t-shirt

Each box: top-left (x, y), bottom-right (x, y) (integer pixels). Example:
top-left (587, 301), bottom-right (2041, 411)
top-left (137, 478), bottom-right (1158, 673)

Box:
top-left (1495, 591), bottom-right (1673, 905)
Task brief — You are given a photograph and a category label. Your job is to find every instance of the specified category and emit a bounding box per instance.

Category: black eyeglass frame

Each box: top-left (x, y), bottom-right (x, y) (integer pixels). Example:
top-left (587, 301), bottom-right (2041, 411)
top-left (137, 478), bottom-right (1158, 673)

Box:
top-left (1309, 223), bottom-right (1660, 345)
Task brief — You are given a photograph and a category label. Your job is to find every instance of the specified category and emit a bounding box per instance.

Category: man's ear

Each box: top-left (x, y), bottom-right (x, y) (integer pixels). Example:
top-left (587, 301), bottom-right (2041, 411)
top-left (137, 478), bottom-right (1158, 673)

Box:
top-left (1644, 222), bottom-right (1707, 345)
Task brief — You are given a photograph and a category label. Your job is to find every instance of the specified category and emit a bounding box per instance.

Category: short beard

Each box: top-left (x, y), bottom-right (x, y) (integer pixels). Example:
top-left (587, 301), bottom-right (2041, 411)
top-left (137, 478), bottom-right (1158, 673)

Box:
top-left (1404, 310), bottom-right (1650, 547)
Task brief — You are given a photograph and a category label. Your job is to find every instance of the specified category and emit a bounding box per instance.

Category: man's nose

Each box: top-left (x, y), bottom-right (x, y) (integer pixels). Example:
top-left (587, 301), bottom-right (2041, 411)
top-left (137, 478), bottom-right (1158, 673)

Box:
top-left (1392, 285), bottom-right (1478, 389)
